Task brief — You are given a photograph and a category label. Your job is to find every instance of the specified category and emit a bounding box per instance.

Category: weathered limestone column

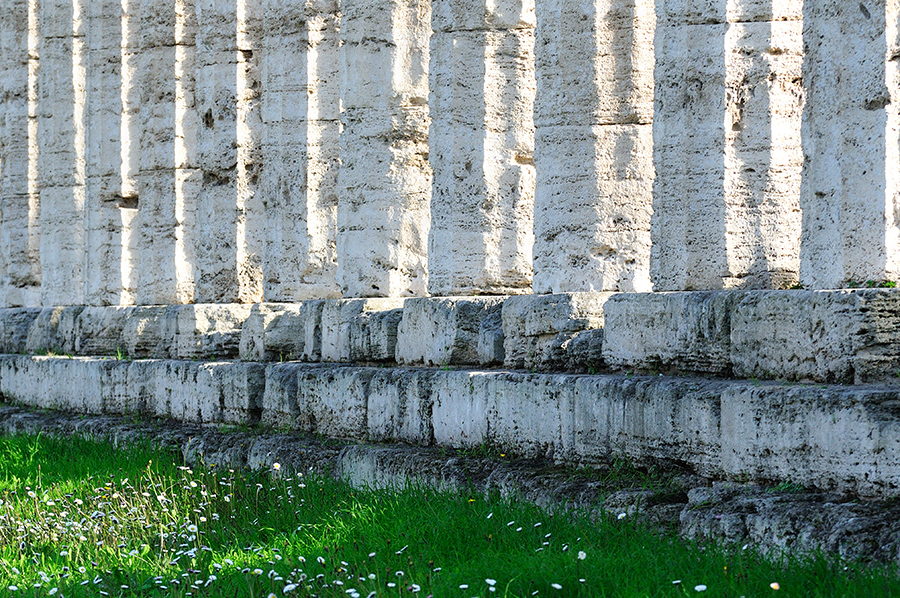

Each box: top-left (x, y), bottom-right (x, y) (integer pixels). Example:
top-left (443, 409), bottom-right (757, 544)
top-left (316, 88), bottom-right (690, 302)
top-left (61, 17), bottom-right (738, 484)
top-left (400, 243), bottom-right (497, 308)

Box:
top-left (136, 0), bottom-right (182, 304)
top-left (337, 0), bottom-right (432, 298)
top-left (427, 0), bottom-right (536, 296)
top-left (192, 0), bottom-right (264, 303)
top-left (532, 0), bottom-right (654, 294)
top-left (38, 0), bottom-right (86, 305)
top-left (82, 0), bottom-right (137, 305)
top-left (651, 0), bottom-right (803, 291)
top-left (259, 0), bottom-right (341, 301)
top-left (800, 0), bottom-right (900, 288)
top-left (0, 0), bottom-right (42, 306)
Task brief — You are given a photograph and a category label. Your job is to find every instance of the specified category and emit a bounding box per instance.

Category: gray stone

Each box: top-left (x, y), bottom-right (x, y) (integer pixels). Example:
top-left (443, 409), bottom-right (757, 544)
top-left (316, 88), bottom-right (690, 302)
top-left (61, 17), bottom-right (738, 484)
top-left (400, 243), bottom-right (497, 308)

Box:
top-left (396, 297), bottom-right (506, 366)
top-left (603, 291), bottom-right (738, 375)
top-left (502, 293), bottom-right (611, 369)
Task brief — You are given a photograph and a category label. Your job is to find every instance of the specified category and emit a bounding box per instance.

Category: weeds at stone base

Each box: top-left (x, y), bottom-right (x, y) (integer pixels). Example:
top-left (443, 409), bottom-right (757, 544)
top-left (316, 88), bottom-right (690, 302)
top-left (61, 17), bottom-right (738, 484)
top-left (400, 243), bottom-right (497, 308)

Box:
top-left (1, 434), bottom-right (899, 597)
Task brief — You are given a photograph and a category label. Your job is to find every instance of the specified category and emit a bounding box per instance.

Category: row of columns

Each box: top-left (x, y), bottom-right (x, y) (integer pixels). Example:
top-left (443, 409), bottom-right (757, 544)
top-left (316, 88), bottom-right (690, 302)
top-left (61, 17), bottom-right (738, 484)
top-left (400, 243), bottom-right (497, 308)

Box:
top-left (0, 0), bottom-right (897, 306)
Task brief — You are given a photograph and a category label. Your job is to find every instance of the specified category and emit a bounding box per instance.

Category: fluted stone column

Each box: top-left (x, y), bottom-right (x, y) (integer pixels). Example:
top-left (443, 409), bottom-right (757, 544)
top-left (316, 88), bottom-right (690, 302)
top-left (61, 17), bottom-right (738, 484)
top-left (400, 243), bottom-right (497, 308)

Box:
top-left (191, 0), bottom-right (265, 303)
top-left (0, 0), bottom-right (42, 306)
top-left (337, 0), bottom-right (432, 298)
top-left (427, 0), bottom-right (536, 296)
top-left (800, 0), bottom-right (900, 288)
top-left (38, 0), bottom-right (86, 305)
top-left (83, 0), bottom-right (137, 305)
top-left (259, 0), bottom-right (340, 301)
top-left (651, 0), bottom-right (803, 291)
top-left (533, 0), bottom-right (655, 294)
top-left (136, 0), bottom-right (182, 304)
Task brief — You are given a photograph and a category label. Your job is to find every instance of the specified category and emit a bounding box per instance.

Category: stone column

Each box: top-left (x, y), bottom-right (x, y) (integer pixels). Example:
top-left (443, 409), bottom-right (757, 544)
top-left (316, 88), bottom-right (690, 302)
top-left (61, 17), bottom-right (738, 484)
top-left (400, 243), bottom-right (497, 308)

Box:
top-left (650, 0), bottom-right (803, 291)
top-left (0, 0), bottom-right (42, 306)
top-left (83, 0), bottom-right (136, 305)
top-left (427, 0), bottom-right (536, 296)
top-left (800, 0), bottom-right (900, 288)
top-left (532, 0), bottom-right (654, 294)
top-left (38, 0), bottom-right (86, 305)
top-left (192, 0), bottom-right (265, 303)
top-left (337, 0), bottom-right (432, 298)
top-left (259, 0), bottom-right (341, 301)
top-left (136, 0), bottom-right (180, 304)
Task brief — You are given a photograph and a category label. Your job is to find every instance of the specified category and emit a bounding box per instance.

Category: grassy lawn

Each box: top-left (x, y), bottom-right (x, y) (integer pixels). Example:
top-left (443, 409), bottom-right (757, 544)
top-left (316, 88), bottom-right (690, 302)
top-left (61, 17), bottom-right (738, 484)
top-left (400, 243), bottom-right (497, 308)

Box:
top-left (0, 432), bottom-right (897, 597)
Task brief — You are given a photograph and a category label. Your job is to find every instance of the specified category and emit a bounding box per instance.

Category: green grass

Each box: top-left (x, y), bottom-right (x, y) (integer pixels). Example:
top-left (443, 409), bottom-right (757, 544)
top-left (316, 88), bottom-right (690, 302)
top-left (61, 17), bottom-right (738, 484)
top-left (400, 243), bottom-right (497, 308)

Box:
top-left (0, 433), bottom-right (898, 597)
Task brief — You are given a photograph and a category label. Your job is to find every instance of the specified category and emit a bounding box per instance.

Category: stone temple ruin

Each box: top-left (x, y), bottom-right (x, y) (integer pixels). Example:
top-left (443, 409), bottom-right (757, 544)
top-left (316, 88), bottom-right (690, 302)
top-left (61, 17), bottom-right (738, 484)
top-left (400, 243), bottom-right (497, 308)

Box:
top-left (0, 0), bottom-right (899, 500)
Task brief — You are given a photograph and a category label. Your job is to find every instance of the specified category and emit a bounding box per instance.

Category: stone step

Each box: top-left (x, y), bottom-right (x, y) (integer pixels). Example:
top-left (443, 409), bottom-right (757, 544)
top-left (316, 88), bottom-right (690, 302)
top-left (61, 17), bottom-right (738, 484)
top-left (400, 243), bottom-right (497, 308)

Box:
top-left (1, 354), bottom-right (899, 498)
top-left (2, 289), bottom-right (900, 384)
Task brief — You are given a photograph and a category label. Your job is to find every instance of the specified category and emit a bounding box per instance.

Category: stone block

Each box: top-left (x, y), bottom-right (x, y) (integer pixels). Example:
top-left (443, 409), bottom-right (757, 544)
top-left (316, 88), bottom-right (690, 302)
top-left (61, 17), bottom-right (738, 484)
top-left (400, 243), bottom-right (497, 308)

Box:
top-left (731, 290), bottom-right (900, 384)
top-left (0, 308), bottom-right (42, 354)
top-left (367, 368), bottom-right (435, 444)
top-left (477, 308), bottom-right (506, 365)
top-left (720, 382), bottom-right (900, 498)
top-left (349, 308), bottom-right (404, 362)
top-left (239, 303), bottom-right (307, 361)
top-left (396, 297), bottom-right (506, 366)
top-left (175, 304), bottom-right (253, 359)
top-left (603, 291), bottom-right (738, 375)
top-left (295, 365), bottom-right (376, 438)
top-left (72, 306), bottom-right (133, 356)
top-left (320, 298), bottom-right (405, 362)
top-left (502, 293), bottom-right (611, 369)
top-left (121, 305), bottom-right (179, 358)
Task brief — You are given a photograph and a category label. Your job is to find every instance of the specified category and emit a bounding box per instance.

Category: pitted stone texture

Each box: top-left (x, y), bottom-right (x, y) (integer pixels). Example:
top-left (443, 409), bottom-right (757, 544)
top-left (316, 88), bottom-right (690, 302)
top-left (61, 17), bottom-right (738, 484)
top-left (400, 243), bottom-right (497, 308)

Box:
top-left (5, 358), bottom-right (900, 496)
top-left (731, 290), bottom-right (900, 385)
top-left (651, 7), bottom-right (803, 292)
top-left (603, 292), bottom-right (738, 375)
top-left (502, 293), bottom-right (611, 370)
top-left (366, 368), bottom-right (435, 445)
top-left (720, 383), bottom-right (900, 498)
top-left (260, 1), bottom-right (340, 301)
top-left (239, 303), bottom-right (306, 362)
top-left (136, 0), bottom-right (182, 305)
top-left (25, 306), bottom-right (83, 354)
top-left (532, 0), bottom-right (654, 294)
top-left (121, 305), bottom-right (179, 358)
top-left (0, 308), bottom-right (42, 354)
top-left (428, 9), bottom-right (536, 296)
top-left (0, 0), bottom-right (41, 307)
top-left (147, 360), bottom-right (265, 424)
top-left (396, 297), bottom-right (505, 366)
top-left (72, 306), bottom-right (133, 355)
top-left (681, 482), bottom-right (900, 564)
top-left (175, 304), bottom-right (252, 359)
top-left (799, 1), bottom-right (900, 289)
top-left (336, 0), bottom-right (432, 298)
top-left (320, 298), bottom-right (406, 362)
top-left (38, 0), bottom-right (86, 306)
top-left (294, 364), bottom-right (375, 438)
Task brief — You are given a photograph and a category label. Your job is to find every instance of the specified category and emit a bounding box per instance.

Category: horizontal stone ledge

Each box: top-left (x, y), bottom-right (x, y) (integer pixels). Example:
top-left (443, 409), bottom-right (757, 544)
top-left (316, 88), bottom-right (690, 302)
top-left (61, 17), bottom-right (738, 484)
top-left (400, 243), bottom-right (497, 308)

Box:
top-left (1, 288), bottom-right (899, 385)
top-left (1, 355), bottom-right (899, 498)
top-left (602, 289), bottom-right (900, 385)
